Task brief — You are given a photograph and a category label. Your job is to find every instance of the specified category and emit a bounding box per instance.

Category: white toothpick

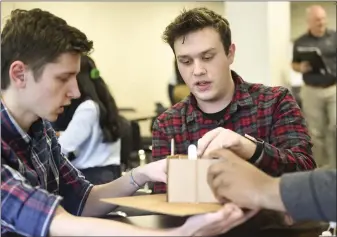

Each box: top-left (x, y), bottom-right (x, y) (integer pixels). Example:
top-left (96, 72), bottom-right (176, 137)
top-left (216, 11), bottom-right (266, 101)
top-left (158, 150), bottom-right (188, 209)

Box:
top-left (188, 144), bottom-right (198, 160)
top-left (171, 138), bottom-right (175, 156)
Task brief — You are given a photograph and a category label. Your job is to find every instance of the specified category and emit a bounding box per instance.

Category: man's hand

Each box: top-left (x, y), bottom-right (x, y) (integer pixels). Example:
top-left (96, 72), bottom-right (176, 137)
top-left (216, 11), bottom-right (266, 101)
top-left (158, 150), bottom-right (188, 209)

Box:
top-left (197, 127), bottom-right (256, 159)
top-left (299, 61), bottom-right (312, 73)
top-left (136, 159), bottom-right (167, 184)
top-left (177, 203), bottom-right (258, 236)
top-left (207, 149), bottom-right (280, 211)
top-left (50, 203), bottom-right (258, 236)
top-left (292, 61), bottom-right (312, 74)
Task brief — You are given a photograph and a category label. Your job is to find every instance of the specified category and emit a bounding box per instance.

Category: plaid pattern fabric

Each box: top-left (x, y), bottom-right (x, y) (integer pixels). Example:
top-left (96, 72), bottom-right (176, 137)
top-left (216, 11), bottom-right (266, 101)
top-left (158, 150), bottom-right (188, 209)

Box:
top-left (152, 71), bottom-right (316, 193)
top-left (1, 101), bottom-right (93, 237)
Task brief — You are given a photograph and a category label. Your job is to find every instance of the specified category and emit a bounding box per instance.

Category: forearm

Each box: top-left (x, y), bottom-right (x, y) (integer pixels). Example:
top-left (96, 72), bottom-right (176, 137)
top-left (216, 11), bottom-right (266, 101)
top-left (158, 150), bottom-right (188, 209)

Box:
top-left (82, 167), bottom-right (148, 217)
top-left (255, 142), bottom-right (316, 176)
top-left (50, 206), bottom-right (178, 236)
top-left (258, 177), bottom-right (286, 212)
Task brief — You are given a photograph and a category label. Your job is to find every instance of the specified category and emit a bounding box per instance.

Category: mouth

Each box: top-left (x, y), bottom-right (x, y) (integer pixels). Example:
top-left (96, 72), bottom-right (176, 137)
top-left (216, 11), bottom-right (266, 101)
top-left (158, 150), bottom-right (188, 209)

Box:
top-left (195, 81), bottom-right (212, 92)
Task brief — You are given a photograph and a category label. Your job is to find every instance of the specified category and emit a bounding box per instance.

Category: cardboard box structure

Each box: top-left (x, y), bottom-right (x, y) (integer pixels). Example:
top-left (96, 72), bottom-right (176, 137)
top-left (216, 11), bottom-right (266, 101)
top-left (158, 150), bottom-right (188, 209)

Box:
top-left (101, 194), bottom-right (222, 216)
top-left (167, 155), bottom-right (219, 203)
top-left (99, 154), bottom-right (222, 216)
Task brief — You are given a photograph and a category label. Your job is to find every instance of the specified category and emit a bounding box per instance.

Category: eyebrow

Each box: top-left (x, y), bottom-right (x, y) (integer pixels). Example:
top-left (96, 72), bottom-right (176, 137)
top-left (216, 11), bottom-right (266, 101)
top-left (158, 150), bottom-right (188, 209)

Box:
top-left (177, 48), bottom-right (216, 58)
top-left (58, 71), bottom-right (78, 76)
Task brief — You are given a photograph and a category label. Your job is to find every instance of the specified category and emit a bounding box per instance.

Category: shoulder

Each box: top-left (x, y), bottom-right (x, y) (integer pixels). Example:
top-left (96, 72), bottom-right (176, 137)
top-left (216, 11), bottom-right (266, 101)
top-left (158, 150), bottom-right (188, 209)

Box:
top-left (293, 32), bottom-right (310, 45)
top-left (154, 95), bottom-right (191, 128)
top-left (245, 82), bottom-right (294, 107)
top-left (74, 100), bottom-right (99, 117)
top-left (327, 29), bottom-right (336, 35)
top-left (156, 96), bottom-right (190, 124)
top-left (77, 100), bottom-right (98, 111)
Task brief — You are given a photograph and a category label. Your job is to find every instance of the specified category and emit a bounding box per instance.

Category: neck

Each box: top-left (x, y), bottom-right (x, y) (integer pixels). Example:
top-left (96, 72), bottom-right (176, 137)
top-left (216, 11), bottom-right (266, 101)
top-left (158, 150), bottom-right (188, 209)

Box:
top-left (310, 29), bottom-right (326, 37)
top-left (2, 91), bottom-right (37, 132)
top-left (196, 74), bottom-right (235, 114)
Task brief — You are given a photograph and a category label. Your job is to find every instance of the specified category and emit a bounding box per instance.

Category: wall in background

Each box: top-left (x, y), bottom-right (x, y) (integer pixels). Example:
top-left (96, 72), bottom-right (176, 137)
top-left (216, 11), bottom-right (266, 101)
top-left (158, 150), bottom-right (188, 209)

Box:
top-left (1, 1), bottom-right (335, 136)
top-left (1, 1), bottom-right (224, 111)
top-left (1, 2), bottom-right (224, 136)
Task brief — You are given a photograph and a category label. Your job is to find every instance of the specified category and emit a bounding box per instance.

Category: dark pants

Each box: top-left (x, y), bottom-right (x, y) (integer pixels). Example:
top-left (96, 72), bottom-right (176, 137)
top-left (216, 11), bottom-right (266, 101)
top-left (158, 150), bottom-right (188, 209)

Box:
top-left (80, 165), bottom-right (121, 185)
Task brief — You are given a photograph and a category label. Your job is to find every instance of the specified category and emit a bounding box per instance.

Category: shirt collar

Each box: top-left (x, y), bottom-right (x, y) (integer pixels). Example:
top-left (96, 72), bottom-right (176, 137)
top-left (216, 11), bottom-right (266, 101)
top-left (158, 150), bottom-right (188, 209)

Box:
top-left (1, 100), bottom-right (45, 144)
top-left (307, 29), bottom-right (331, 38)
top-left (186, 70), bottom-right (254, 123)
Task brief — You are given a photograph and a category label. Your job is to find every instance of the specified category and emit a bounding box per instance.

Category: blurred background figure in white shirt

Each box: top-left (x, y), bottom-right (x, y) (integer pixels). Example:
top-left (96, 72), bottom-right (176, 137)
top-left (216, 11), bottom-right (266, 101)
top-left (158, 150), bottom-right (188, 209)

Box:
top-left (54, 55), bottom-right (124, 184)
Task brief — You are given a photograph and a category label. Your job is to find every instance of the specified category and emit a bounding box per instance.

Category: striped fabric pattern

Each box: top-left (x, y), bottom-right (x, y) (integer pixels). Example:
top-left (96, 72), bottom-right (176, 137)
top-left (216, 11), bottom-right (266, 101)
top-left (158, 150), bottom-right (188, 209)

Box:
top-left (1, 101), bottom-right (93, 237)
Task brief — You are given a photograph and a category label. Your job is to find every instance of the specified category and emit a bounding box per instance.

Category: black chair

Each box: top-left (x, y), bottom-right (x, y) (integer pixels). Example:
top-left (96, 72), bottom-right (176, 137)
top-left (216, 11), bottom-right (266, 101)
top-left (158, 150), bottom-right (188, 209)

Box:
top-left (119, 116), bottom-right (133, 171)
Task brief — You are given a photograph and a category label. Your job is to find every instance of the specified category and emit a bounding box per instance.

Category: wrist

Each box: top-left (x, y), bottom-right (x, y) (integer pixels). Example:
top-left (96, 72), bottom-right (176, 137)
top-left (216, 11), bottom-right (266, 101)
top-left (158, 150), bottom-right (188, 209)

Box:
top-left (231, 136), bottom-right (257, 160)
top-left (132, 166), bottom-right (150, 186)
top-left (259, 177), bottom-right (285, 211)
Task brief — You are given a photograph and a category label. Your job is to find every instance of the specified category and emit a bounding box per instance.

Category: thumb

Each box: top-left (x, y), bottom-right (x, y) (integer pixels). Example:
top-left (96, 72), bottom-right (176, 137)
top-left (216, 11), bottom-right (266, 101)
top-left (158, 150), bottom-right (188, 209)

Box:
top-left (155, 173), bottom-right (167, 183)
top-left (197, 129), bottom-right (220, 157)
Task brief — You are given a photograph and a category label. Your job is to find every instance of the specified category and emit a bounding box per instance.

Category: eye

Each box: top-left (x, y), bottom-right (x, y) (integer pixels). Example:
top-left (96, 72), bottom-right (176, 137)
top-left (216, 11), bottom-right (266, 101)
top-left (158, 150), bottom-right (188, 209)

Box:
top-left (57, 76), bottom-right (70, 83)
top-left (202, 55), bottom-right (214, 61)
top-left (179, 59), bottom-right (191, 65)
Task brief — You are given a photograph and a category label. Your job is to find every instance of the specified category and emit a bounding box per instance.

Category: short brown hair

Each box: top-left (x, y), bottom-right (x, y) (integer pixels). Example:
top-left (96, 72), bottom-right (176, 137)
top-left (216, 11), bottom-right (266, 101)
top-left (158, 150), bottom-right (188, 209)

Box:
top-left (1, 8), bottom-right (93, 90)
top-left (162, 7), bottom-right (231, 55)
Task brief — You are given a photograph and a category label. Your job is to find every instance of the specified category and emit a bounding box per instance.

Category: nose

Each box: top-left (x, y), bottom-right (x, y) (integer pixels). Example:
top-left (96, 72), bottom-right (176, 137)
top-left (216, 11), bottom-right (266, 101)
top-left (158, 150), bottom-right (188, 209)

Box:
top-left (193, 60), bottom-right (206, 76)
top-left (67, 77), bottom-right (81, 99)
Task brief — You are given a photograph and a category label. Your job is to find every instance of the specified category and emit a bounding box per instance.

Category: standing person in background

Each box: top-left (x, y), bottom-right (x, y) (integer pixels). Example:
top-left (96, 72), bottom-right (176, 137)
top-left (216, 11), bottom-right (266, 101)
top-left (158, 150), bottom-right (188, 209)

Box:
top-left (57, 55), bottom-right (123, 184)
top-left (292, 5), bottom-right (337, 168)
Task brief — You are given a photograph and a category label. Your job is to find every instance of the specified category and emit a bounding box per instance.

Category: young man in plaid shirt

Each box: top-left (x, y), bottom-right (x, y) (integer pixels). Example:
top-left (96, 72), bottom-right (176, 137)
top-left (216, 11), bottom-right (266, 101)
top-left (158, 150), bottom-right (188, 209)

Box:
top-left (1, 8), bottom-right (259, 237)
top-left (152, 7), bottom-right (316, 193)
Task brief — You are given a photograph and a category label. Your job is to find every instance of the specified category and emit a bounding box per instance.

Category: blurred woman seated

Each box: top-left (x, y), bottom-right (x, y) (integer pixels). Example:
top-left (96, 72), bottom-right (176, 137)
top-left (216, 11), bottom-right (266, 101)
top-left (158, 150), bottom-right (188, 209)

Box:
top-left (54, 55), bottom-right (122, 184)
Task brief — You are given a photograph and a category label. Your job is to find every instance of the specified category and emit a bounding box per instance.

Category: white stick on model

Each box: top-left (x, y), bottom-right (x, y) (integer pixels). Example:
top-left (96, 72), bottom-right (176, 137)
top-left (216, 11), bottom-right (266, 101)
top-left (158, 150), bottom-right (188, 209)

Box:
top-left (188, 144), bottom-right (198, 160)
top-left (171, 138), bottom-right (175, 156)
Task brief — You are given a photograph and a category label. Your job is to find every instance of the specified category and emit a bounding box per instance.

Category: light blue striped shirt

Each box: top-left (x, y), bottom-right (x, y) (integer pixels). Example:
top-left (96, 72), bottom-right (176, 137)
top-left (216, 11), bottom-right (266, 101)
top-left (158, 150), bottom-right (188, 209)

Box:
top-left (58, 100), bottom-right (121, 169)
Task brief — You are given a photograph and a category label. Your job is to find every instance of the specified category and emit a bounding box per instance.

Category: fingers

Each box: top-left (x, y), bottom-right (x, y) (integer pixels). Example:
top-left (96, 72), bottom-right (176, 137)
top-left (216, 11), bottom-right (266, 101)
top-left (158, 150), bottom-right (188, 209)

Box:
top-left (208, 148), bottom-right (240, 160)
top-left (209, 172), bottom-right (230, 201)
top-left (197, 128), bottom-right (222, 157)
top-left (183, 204), bottom-right (233, 236)
top-left (156, 173), bottom-right (167, 183)
top-left (207, 159), bottom-right (228, 188)
top-left (202, 204), bottom-right (245, 235)
top-left (191, 204), bottom-right (257, 237)
top-left (225, 208), bottom-right (259, 231)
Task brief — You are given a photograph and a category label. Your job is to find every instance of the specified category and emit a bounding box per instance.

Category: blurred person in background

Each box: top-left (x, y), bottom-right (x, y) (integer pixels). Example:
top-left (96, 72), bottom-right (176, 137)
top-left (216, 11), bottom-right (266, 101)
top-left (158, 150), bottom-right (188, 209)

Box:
top-left (292, 5), bottom-right (336, 168)
top-left (56, 55), bottom-right (123, 184)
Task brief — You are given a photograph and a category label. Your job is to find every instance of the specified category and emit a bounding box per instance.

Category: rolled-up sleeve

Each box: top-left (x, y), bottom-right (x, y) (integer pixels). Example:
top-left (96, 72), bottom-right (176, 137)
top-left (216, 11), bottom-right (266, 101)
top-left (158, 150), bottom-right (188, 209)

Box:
top-left (58, 151), bottom-right (93, 216)
top-left (47, 120), bottom-right (94, 216)
top-left (1, 164), bottom-right (62, 237)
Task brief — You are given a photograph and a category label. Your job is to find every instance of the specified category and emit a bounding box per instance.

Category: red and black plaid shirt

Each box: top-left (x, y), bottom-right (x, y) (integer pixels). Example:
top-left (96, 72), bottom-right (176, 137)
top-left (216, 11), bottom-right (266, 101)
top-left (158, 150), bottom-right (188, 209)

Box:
top-left (152, 71), bottom-right (316, 193)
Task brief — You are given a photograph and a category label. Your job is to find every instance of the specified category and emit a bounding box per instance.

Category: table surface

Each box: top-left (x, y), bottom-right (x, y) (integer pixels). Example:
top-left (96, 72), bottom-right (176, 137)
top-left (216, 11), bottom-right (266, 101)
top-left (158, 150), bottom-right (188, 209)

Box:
top-left (105, 214), bottom-right (328, 237)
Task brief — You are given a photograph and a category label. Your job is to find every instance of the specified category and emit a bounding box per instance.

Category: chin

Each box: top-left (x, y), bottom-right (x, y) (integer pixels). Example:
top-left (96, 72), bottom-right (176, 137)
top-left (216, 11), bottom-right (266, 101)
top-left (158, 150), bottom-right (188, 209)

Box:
top-left (194, 91), bottom-right (217, 102)
top-left (45, 114), bottom-right (59, 122)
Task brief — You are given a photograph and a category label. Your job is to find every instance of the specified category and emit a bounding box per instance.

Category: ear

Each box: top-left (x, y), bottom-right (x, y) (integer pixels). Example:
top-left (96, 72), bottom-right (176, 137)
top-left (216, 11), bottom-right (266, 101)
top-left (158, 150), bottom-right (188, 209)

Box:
top-left (227, 43), bottom-right (236, 65)
top-left (9, 61), bottom-right (28, 89)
